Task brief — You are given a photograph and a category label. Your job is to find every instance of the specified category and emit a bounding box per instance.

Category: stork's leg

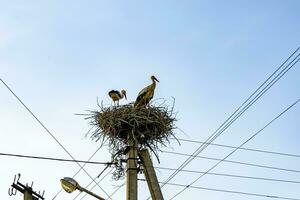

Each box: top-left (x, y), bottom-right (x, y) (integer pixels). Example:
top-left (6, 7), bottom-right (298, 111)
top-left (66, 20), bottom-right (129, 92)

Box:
top-left (117, 100), bottom-right (119, 106)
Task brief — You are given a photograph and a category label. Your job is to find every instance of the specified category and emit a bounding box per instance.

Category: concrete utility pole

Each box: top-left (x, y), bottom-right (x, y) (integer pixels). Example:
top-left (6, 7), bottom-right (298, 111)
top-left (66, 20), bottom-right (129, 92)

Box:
top-left (126, 139), bottom-right (138, 200)
top-left (140, 149), bottom-right (164, 200)
top-left (8, 174), bottom-right (44, 200)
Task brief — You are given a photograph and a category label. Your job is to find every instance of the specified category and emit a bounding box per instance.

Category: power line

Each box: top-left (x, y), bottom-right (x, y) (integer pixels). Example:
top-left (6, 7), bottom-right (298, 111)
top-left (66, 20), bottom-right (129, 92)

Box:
top-left (169, 98), bottom-right (300, 199)
top-left (52, 146), bottom-right (104, 200)
top-left (175, 138), bottom-right (300, 158)
top-left (78, 167), bottom-right (114, 200)
top-left (3, 137), bottom-right (297, 170)
top-left (153, 166), bottom-right (300, 184)
top-left (107, 184), bottom-right (125, 200)
top-left (160, 47), bottom-right (300, 189)
top-left (0, 153), bottom-right (300, 184)
top-left (139, 179), bottom-right (300, 200)
top-left (159, 47), bottom-right (300, 191)
top-left (162, 150), bottom-right (300, 173)
top-left (0, 78), bottom-right (112, 200)
top-left (0, 152), bottom-right (111, 165)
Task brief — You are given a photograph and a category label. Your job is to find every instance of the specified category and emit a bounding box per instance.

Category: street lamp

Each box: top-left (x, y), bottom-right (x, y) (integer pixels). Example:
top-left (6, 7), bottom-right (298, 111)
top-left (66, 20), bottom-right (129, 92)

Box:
top-left (60, 177), bottom-right (105, 200)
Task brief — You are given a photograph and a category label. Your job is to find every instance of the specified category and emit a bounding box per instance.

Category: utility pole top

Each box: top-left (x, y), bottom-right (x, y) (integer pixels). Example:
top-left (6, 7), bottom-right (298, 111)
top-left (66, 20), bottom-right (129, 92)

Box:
top-left (8, 173), bottom-right (45, 200)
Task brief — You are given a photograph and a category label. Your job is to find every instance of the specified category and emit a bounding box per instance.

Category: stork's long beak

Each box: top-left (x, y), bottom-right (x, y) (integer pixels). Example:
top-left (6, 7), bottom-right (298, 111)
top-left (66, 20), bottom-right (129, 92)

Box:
top-left (154, 77), bottom-right (159, 82)
top-left (124, 93), bottom-right (127, 100)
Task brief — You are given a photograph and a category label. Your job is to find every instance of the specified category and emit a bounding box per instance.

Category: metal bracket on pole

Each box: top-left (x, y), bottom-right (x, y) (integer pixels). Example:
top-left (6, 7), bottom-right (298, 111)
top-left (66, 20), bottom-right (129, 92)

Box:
top-left (8, 173), bottom-right (45, 200)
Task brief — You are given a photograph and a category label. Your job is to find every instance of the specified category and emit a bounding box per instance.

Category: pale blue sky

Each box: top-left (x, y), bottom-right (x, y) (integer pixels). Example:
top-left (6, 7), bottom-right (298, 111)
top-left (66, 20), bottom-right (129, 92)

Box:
top-left (1, 1), bottom-right (300, 200)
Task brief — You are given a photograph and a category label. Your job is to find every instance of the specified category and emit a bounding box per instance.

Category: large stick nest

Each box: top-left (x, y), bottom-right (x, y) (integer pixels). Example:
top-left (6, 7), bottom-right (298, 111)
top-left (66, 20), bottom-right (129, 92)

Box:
top-left (84, 100), bottom-right (177, 180)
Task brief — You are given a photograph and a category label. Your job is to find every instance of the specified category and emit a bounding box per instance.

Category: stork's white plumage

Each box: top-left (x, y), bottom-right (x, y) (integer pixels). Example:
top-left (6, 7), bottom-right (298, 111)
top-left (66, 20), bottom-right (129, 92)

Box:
top-left (134, 75), bottom-right (159, 107)
top-left (108, 90), bottom-right (127, 106)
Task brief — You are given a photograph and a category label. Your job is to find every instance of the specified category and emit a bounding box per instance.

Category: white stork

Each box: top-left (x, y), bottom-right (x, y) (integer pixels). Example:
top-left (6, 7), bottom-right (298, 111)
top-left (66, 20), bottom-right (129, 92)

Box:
top-left (134, 75), bottom-right (159, 107)
top-left (108, 90), bottom-right (127, 106)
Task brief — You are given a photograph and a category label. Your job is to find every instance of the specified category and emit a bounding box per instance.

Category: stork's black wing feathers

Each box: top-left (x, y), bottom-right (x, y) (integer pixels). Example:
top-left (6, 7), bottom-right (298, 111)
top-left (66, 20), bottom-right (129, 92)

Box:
top-left (108, 90), bottom-right (122, 98)
top-left (135, 92), bottom-right (145, 102)
top-left (134, 90), bottom-right (146, 106)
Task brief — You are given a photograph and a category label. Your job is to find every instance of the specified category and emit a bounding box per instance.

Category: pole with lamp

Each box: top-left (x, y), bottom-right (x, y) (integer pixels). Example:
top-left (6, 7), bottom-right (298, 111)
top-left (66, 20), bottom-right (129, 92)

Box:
top-left (60, 177), bottom-right (105, 200)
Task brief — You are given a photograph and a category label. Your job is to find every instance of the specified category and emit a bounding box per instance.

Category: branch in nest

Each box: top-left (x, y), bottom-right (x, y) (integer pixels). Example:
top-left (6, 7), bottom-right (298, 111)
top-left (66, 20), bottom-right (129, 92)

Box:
top-left (84, 99), bottom-right (177, 180)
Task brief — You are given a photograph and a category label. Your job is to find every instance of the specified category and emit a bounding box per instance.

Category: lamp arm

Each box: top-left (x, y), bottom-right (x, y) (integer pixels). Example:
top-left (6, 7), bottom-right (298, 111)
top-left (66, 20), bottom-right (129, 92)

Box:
top-left (78, 185), bottom-right (105, 200)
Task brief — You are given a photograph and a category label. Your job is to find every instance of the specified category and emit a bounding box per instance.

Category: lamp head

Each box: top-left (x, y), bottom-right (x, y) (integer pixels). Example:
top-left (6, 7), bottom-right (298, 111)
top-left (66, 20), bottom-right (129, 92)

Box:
top-left (60, 177), bottom-right (79, 193)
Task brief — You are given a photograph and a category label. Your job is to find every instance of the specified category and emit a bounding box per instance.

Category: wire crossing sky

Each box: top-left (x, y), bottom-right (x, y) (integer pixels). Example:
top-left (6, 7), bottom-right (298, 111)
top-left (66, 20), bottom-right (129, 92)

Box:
top-left (158, 47), bottom-right (300, 194)
top-left (169, 98), bottom-right (300, 199)
top-left (2, 150), bottom-right (300, 185)
top-left (1, 78), bottom-right (113, 200)
top-left (174, 138), bottom-right (300, 158)
top-left (1, 1), bottom-right (300, 200)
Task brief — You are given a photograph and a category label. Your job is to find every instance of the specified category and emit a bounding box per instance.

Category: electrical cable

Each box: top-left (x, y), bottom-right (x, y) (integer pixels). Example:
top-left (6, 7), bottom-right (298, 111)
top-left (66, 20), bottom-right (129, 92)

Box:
top-left (175, 138), bottom-right (300, 158)
top-left (139, 179), bottom-right (300, 200)
top-left (169, 98), bottom-right (300, 199)
top-left (1, 147), bottom-right (299, 174)
top-left (77, 167), bottom-right (113, 200)
top-left (0, 78), bottom-right (112, 200)
top-left (158, 47), bottom-right (300, 192)
top-left (2, 150), bottom-right (299, 183)
top-left (52, 146), bottom-right (103, 200)
top-left (161, 150), bottom-right (300, 173)
top-left (153, 166), bottom-right (300, 184)
top-left (0, 152), bottom-right (111, 165)
top-left (106, 183), bottom-right (125, 200)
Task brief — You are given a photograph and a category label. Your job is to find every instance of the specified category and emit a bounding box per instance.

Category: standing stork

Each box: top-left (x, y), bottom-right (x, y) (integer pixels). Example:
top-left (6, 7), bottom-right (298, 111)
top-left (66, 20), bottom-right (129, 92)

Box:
top-left (134, 75), bottom-right (159, 107)
top-left (108, 90), bottom-right (127, 106)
